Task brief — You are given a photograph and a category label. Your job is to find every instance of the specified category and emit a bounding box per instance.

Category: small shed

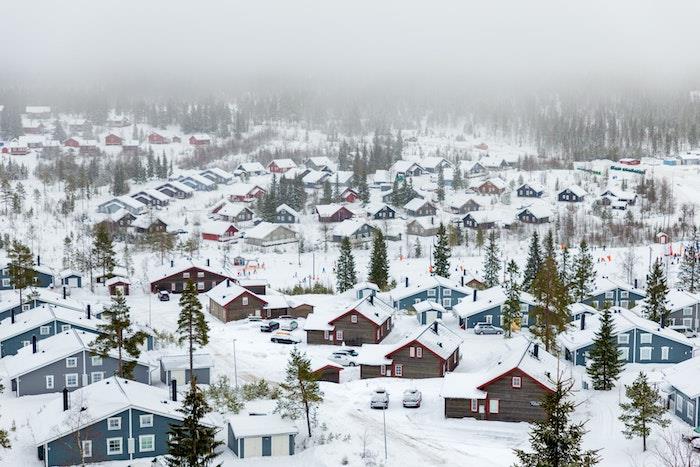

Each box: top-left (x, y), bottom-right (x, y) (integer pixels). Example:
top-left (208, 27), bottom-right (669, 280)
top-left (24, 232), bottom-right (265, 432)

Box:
top-left (59, 270), bottom-right (83, 288)
top-left (159, 354), bottom-right (213, 385)
top-left (106, 276), bottom-right (131, 296)
top-left (354, 282), bottom-right (380, 300)
top-left (656, 232), bottom-right (669, 244)
top-left (227, 414), bottom-right (298, 459)
top-left (311, 359), bottom-right (344, 383)
top-left (414, 301), bottom-right (446, 325)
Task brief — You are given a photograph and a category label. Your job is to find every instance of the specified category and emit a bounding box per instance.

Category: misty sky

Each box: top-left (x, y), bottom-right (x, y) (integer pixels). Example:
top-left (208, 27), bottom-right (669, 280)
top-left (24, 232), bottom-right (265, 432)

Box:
top-left (2, 0), bottom-right (700, 91)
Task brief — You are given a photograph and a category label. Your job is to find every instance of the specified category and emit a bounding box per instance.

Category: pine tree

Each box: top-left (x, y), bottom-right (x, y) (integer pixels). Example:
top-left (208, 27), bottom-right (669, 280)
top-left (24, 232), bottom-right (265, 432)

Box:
top-left (586, 307), bottom-right (625, 390)
top-left (276, 348), bottom-right (323, 437)
top-left (542, 229), bottom-right (556, 261)
top-left (92, 224), bottom-right (116, 280)
top-left (436, 165), bottom-right (445, 202)
top-left (475, 228), bottom-right (485, 254)
top-left (368, 230), bottom-right (389, 290)
top-left (571, 239), bottom-right (595, 303)
top-left (357, 172), bottom-right (369, 204)
top-left (522, 232), bottom-right (542, 291)
top-left (7, 241), bottom-right (35, 311)
top-left (336, 237), bottom-right (356, 293)
top-left (177, 281), bottom-right (210, 388)
top-left (483, 231), bottom-right (501, 287)
top-left (433, 223), bottom-right (451, 278)
top-left (91, 292), bottom-right (146, 379)
top-left (619, 372), bottom-right (670, 452)
top-left (502, 260), bottom-right (521, 337)
top-left (452, 161), bottom-right (463, 190)
top-left (514, 376), bottom-right (599, 466)
top-left (530, 256), bottom-right (570, 352)
top-left (321, 179), bottom-right (332, 204)
top-left (414, 237), bottom-right (422, 258)
top-left (558, 245), bottom-right (572, 289)
top-left (677, 229), bottom-right (700, 292)
top-left (644, 259), bottom-right (668, 323)
top-left (166, 385), bottom-right (222, 467)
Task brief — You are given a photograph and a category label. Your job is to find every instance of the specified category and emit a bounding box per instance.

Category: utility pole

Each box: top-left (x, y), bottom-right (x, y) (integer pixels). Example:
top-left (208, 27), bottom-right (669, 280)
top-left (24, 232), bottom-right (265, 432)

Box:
top-left (232, 339), bottom-right (239, 389)
top-left (383, 407), bottom-right (388, 460)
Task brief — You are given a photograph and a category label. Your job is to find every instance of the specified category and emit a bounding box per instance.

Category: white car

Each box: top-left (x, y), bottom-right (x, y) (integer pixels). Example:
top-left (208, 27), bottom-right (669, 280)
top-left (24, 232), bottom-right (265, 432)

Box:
top-left (370, 388), bottom-right (390, 409)
top-left (402, 388), bottom-right (422, 408)
top-left (270, 330), bottom-right (301, 344)
top-left (328, 352), bottom-right (357, 367)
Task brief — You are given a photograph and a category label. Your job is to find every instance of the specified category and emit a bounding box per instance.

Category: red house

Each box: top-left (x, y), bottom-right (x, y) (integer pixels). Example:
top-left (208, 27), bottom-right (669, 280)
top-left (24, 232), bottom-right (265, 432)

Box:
top-left (64, 137), bottom-right (80, 148)
top-left (311, 360), bottom-right (344, 383)
top-left (267, 158), bottom-right (297, 174)
top-left (106, 277), bottom-right (131, 296)
top-left (315, 204), bottom-right (354, 223)
top-left (474, 178), bottom-right (507, 195)
top-left (340, 188), bottom-right (360, 203)
top-left (201, 221), bottom-right (239, 242)
top-left (189, 134), bottom-right (211, 146)
top-left (228, 184), bottom-right (266, 202)
top-left (105, 133), bottom-right (123, 146)
top-left (148, 132), bottom-right (168, 144)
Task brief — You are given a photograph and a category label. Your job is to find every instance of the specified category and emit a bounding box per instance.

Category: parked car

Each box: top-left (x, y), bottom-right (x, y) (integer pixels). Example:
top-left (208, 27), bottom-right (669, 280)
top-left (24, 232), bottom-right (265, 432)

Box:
top-left (370, 388), bottom-right (390, 409)
top-left (682, 427), bottom-right (700, 442)
top-left (260, 321), bottom-right (280, 332)
top-left (247, 314), bottom-right (262, 322)
top-left (270, 330), bottom-right (301, 344)
top-left (329, 351), bottom-right (357, 367)
top-left (402, 389), bottom-right (422, 408)
top-left (277, 315), bottom-right (295, 320)
top-left (280, 320), bottom-right (298, 331)
top-left (474, 323), bottom-right (504, 335)
top-left (157, 290), bottom-right (170, 301)
top-left (669, 325), bottom-right (698, 338)
top-left (334, 348), bottom-right (359, 357)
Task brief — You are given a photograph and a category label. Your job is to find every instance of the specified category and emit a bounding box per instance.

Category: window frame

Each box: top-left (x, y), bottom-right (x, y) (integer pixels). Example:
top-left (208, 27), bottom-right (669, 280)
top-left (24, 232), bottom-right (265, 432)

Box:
top-left (416, 347), bottom-right (423, 358)
top-left (82, 440), bottom-right (92, 458)
top-left (241, 296), bottom-right (249, 306)
top-left (470, 399), bottom-right (478, 412)
top-left (640, 333), bottom-right (652, 344)
top-left (489, 399), bottom-right (499, 414)
top-left (46, 375), bottom-right (54, 389)
top-left (139, 434), bottom-right (155, 453)
top-left (91, 372), bottom-right (104, 383)
top-left (106, 437), bottom-right (123, 456)
top-left (639, 347), bottom-right (652, 361)
top-left (617, 334), bottom-right (630, 344)
top-left (107, 417), bottom-right (122, 431)
top-left (91, 355), bottom-right (103, 366)
top-left (66, 357), bottom-right (78, 368)
top-left (65, 373), bottom-right (79, 388)
top-left (139, 414), bottom-right (154, 428)
top-left (395, 364), bottom-right (403, 377)
top-left (351, 314), bottom-right (358, 323)
top-left (40, 325), bottom-right (51, 335)
top-left (512, 376), bottom-right (522, 388)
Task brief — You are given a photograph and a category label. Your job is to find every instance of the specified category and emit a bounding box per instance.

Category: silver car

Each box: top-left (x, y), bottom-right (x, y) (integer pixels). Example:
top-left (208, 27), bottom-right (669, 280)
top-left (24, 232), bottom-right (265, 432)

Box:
top-left (370, 388), bottom-right (390, 409)
top-left (474, 323), bottom-right (504, 335)
top-left (402, 389), bottom-right (422, 408)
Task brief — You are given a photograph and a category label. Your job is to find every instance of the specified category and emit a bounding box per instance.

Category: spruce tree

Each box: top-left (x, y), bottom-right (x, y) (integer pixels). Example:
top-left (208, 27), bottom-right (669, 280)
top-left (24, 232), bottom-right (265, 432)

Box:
top-left (522, 232), bottom-right (542, 291)
top-left (514, 376), bottom-right (599, 467)
top-left (644, 259), bottom-right (668, 323)
top-left (586, 307), bottom-right (625, 390)
top-left (276, 348), bottom-right (323, 437)
top-left (7, 240), bottom-right (36, 311)
top-left (502, 260), bottom-right (521, 337)
top-left (558, 245), bottom-right (572, 289)
top-left (475, 228), bottom-right (485, 254)
top-left (368, 230), bottom-right (389, 290)
top-left (414, 237), bottom-right (422, 258)
top-left (571, 239), bottom-right (595, 303)
top-left (177, 281), bottom-right (210, 388)
top-left (452, 161), bottom-right (463, 190)
top-left (530, 255), bottom-right (570, 351)
top-left (91, 291), bottom-right (146, 379)
top-left (336, 237), bottom-right (356, 293)
top-left (619, 372), bottom-right (670, 452)
top-left (542, 229), bottom-right (556, 262)
top-left (436, 165), bottom-right (445, 202)
top-left (483, 231), bottom-right (501, 287)
top-left (433, 223), bottom-right (451, 278)
top-left (677, 230), bottom-right (700, 292)
top-left (321, 179), bottom-right (332, 204)
top-left (166, 385), bottom-right (222, 467)
top-left (92, 224), bottom-right (116, 280)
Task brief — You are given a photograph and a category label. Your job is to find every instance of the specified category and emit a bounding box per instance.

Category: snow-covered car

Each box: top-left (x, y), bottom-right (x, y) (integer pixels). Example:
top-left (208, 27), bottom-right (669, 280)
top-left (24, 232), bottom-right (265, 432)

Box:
top-left (270, 330), bottom-right (301, 344)
top-left (157, 290), bottom-right (170, 301)
top-left (279, 320), bottom-right (298, 331)
top-left (682, 427), bottom-right (700, 442)
top-left (370, 388), bottom-right (390, 409)
top-left (334, 348), bottom-right (359, 357)
top-left (669, 325), bottom-right (698, 338)
top-left (328, 351), bottom-right (357, 367)
top-left (260, 321), bottom-right (280, 332)
top-left (474, 323), bottom-right (504, 335)
top-left (692, 437), bottom-right (700, 451)
top-left (402, 389), bottom-right (422, 408)
top-left (247, 314), bottom-right (262, 322)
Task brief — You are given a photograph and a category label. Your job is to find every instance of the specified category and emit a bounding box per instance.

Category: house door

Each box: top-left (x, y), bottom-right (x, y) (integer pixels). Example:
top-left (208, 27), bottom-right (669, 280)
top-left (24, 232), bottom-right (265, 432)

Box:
top-left (115, 285), bottom-right (124, 295)
top-left (262, 436), bottom-right (272, 456)
top-left (171, 369), bottom-right (186, 386)
top-left (67, 277), bottom-right (79, 287)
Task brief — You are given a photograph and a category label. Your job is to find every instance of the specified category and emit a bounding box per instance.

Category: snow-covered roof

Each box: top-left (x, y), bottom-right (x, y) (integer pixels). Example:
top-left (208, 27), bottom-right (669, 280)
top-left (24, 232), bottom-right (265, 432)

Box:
top-left (405, 320), bottom-right (463, 360)
top-left (182, 173), bottom-right (216, 186)
top-left (201, 167), bottom-right (232, 180)
top-left (331, 295), bottom-right (394, 326)
top-left (245, 222), bottom-right (296, 241)
top-left (315, 204), bottom-right (348, 217)
top-left (642, 289), bottom-right (700, 313)
top-left (302, 170), bottom-right (330, 184)
top-left (354, 282), bottom-right (380, 292)
top-left (228, 413), bottom-right (298, 438)
top-left (452, 286), bottom-right (507, 318)
top-left (236, 162), bottom-right (266, 173)
top-left (206, 280), bottom-right (263, 307)
top-left (216, 201), bottom-right (253, 218)
top-left (190, 133), bottom-right (211, 141)
top-left (25, 106), bottom-right (51, 114)
top-left (440, 373), bottom-right (489, 399)
top-left (269, 158), bottom-right (297, 169)
top-left (447, 193), bottom-right (489, 209)
top-left (463, 209), bottom-right (511, 225)
top-left (601, 187), bottom-right (637, 201)
top-left (0, 305), bottom-right (102, 342)
top-left (390, 276), bottom-right (472, 302)
top-left (356, 344), bottom-right (395, 366)
top-left (372, 170), bottom-right (391, 184)
top-left (200, 220), bottom-right (237, 236)
top-left (105, 276), bottom-right (130, 286)
top-left (333, 171), bottom-right (354, 184)
top-left (592, 277), bottom-right (645, 297)
top-left (478, 177), bottom-right (508, 190)
top-left (157, 180), bottom-right (195, 193)
top-left (131, 215), bottom-right (168, 230)
top-left (413, 301), bottom-right (447, 314)
top-left (406, 216), bottom-right (440, 230)
top-left (276, 203), bottom-right (300, 217)
top-left (664, 356), bottom-right (700, 398)
top-left (147, 259), bottom-right (235, 283)
top-left (518, 181), bottom-right (545, 192)
top-left (404, 197), bottom-right (433, 211)
top-left (364, 203), bottom-right (394, 216)
top-left (519, 205), bottom-right (553, 219)
top-left (332, 219), bottom-right (373, 237)
top-left (303, 312), bottom-right (335, 331)
top-left (391, 160), bottom-right (423, 173)
top-left (111, 195), bottom-right (146, 211)
top-left (160, 353), bottom-right (213, 371)
top-left (420, 157), bottom-right (452, 170)
top-left (306, 156), bottom-right (334, 168)
top-left (561, 185), bottom-right (587, 197)
top-left (0, 289), bottom-right (86, 314)
top-left (228, 183), bottom-right (262, 197)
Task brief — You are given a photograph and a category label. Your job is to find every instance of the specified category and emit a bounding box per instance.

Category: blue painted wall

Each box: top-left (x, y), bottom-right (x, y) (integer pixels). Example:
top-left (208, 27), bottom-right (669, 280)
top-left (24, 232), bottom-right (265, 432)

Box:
top-left (582, 288), bottom-right (645, 309)
top-left (669, 388), bottom-right (699, 427)
top-left (394, 286), bottom-right (468, 311)
top-left (1, 321), bottom-right (100, 357)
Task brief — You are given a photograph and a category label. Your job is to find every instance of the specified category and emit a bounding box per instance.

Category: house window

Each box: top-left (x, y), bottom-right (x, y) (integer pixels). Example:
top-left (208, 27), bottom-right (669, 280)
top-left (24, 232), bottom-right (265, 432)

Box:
top-left (443, 289), bottom-right (452, 297)
top-left (139, 435), bottom-right (155, 452)
top-left (183, 272), bottom-right (190, 279)
top-left (197, 282), bottom-right (205, 291)
top-left (684, 318), bottom-right (693, 328)
top-left (22, 304), bottom-right (30, 311)
top-left (416, 347), bottom-right (423, 358)
top-left (409, 346), bottom-right (415, 357)
top-left (106, 437), bottom-right (123, 455)
top-left (470, 399), bottom-right (478, 412)
top-left (40, 325), bottom-right (51, 335)
top-left (618, 347), bottom-right (629, 361)
top-left (91, 372), bottom-right (104, 383)
top-left (676, 396), bottom-right (684, 413)
top-left (489, 399), bottom-right (499, 414)
top-left (639, 347), bottom-right (652, 361)
top-left (324, 330), bottom-right (330, 340)
top-left (46, 375), bottom-right (54, 389)
top-left (617, 334), bottom-right (629, 344)
top-left (485, 315), bottom-right (493, 324)
top-left (414, 298), bottom-right (421, 304)
top-left (107, 417), bottom-right (122, 431)
top-left (519, 304), bottom-right (529, 313)
top-left (66, 357), bottom-right (78, 368)
top-left (640, 333), bottom-right (652, 344)
top-left (380, 365), bottom-right (386, 376)
top-left (242, 296), bottom-right (249, 306)
top-left (1, 279), bottom-right (9, 287)
top-left (65, 374), bottom-right (79, 388)
top-left (683, 307), bottom-right (693, 316)
top-left (512, 377), bottom-right (522, 388)
top-left (688, 402), bottom-right (695, 420)
top-left (605, 291), bottom-right (614, 299)
top-left (197, 272), bottom-right (204, 278)
top-left (395, 364), bottom-right (403, 377)
top-left (620, 300), bottom-right (629, 308)
top-left (22, 340), bottom-right (30, 347)
top-left (661, 346), bottom-right (669, 361)
top-left (522, 314), bottom-right (529, 326)
top-left (61, 325), bottom-right (71, 331)
top-left (427, 289), bottom-right (436, 297)
top-left (91, 356), bottom-right (103, 366)
top-left (336, 330), bottom-right (344, 341)
top-left (82, 440), bottom-right (92, 458)
top-left (620, 291), bottom-right (629, 299)
top-left (443, 298), bottom-right (452, 308)
top-left (140, 414), bottom-right (154, 428)
top-left (351, 314), bottom-right (358, 323)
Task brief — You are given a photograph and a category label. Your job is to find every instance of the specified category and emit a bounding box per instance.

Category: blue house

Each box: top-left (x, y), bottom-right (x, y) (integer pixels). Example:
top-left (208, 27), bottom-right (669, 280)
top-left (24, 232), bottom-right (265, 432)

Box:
top-left (414, 301), bottom-right (446, 325)
top-left (0, 259), bottom-right (55, 290)
top-left (178, 173), bottom-right (217, 191)
top-left (353, 282), bottom-right (379, 300)
top-left (664, 357), bottom-right (700, 428)
top-left (640, 289), bottom-right (700, 331)
top-left (0, 305), bottom-right (104, 357)
top-left (516, 182), bottom-right (545, 198)
top-left (584, 277), bottom-right (646, 309)
top-left (275, 204), bottom-right (300, 224)
top-left (227, 413), bottom-right (298, 459)
top-left (389, 276), bottom-right (472, 311)
top-left (558, 307), bottom-right (695, 366)
top-left (366, 203), bottom-right (396, 220)
top-left (0, 288), bottom-right (88, 322)
top-left (7, 329), bottom-right (152, 396)
top-left (159, 353), bottom-right (213, 385)
top-left (557, 185), bottom-right (587, 202)
top-left (58, 270), bottom-right (83, 288)
top-left (452, 286), bottom-right (534, 329)
top-left (34, 377), bottom-right (210, 466)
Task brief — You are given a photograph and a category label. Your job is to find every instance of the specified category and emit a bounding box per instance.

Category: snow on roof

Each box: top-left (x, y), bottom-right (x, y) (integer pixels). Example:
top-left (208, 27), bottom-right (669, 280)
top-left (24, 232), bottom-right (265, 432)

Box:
top-left (183, 173), bottom-right (216, 186)
top-left (33, 377), bottom-right (199, 445)
top-left (147, 259), bottom-right (235, 283)
top-left (302, 170), bottom-right (330, 184)
top-left (131, 215), bottom-right (167, 230)
top-left (558, 306), bottom-right (694, 351)
top-left (245, 222), bottom-right (296, 240)
top-left (592, 277), bottom-right (645, 297)
top-left (447, 193), bottom-right (488, 209)
top-left (138, 189), bottom-right (171, 202)
top-left (407, 216), bottom-right (440, 230)
top-left (561, 185), bottom-right (587, 197)
top-left (0, 289), bottom-right (86, 313)
top-left (303, 312), bottom-right (335, 331)
top-left (333, 171), bottom-right (354, 184)
top-left (236, 162), bottom-right (266, 172)
top-left (315, 203), bottom-right (348, 217)
top-left (309, 356), bottom-right (343, 372)
top-left (200, 220), bottom-right (237, 236)
top-left (25, 106), bottom-right (51, 114)
top-left (365, 202), bottom-right (394, 216)
top-left (440, 372), bottom-right (489, 399)
top-left (158, 180), bottom-right (194, 193)
top-left (260, 294), bottom-right (290, 310)
top-left (356, 343), bottom-right (395, 366)
top-left (404, 197), bottom-right (432, 211)
top-left (601, 187), bottom-right (637, 201)
top-left (201, 167), bottom-right (232, 180)
top-left (228, 183), bottom-right (262, 197)
top-left (112, 195), bottom-right (146, 210)
top-left (105, 276), bottom-right (130, 286)
top-left (269, 158), bottom-right (297, 169)
top-left (390, 276), bottom-right (472, 302)
top-left (641, 289), bottom-right (700, 312)
top-left (519, 205), bottom-right (553, 219)
top-left (190, 133), bottom-right (211, 140)
top-left (228, 413), bottom-right (298, 438)
top-left (391, 160), bottom-right (423, 172)
top-left (306, 156), bottom-right (333, 167)
top-left (205, 280), bottom-right (262, 307)
top-left (478, 177), bottom-right (508, 190)
top-left (332, 219), bottom-right (372, 237)
top-left (406, 321), bottom-right (463, 360)
top-left (372, 170), bottom-right (391, 184)
top-left (338, 295), bottom-right (394, 325)
top-left (0, 305), bottom-right (102, 341)
top-left (420, 157), bottom-right (452, 169)
top-left (518, 181), bottom-right (545, 192)
top-left (216, 201), bottom-right (253, 218)
top-left (664, 356), bottom-right (700, 398)
top-left (413, 301), bottom-right (447, 314)
top-left (276, 203), bottom-right (300, 217)
top-left (452, 286), bottom-right (507, 318)
top-left (354, 282), bottom-right (380, 292)
top-left (160, 353), bottom-right (213, 371)
top-left (463, 209), bottom-right (511, 225)
top-left (567, 302), bottom-right (597, 317)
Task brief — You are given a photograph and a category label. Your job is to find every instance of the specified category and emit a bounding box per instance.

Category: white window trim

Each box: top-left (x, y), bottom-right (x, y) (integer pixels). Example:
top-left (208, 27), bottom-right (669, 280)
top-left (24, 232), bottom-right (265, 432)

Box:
top-left (242, 296), bottom-right (249, 306)
top-left (336, 330), bottom-right (343, 341)
top-left (106, 437), bottom-right (123, 455)
top-left (443, 289), bottom-right (452, 296)
top-left (409, 346), bottom-right (415, 358)
top-left (470, 399), bottom-right (478, 412)
top-left (46, 375), bottom-right (54, 389)
top-left (82, 440), bottom-right (92, 458)
top-left (139, 434), bottom-right (155, 453)
top-left (512, 376), bottom-right (522, 388)
top-left (91, 372), bottom-right (104, 383)
top-left (395, 364), bottom-right (403, 377)
top-left (639, 347), bottom-right (652, 361)
top-left (65, 373), bottom-right (79, 388)
top-left (416, 347), bottom-right (423, 358)
top-left (617, 334), bottom-right (629, 344)
top-left (139, 414), bottom-right (154, 428)
top-left (489, 399), bottom-right (499, 414)
top-left (688, 402), bottom-right (695, 420)
top-left (107, 417), bottom-right (122, 431)
top-left (40, 325), bottom-right (51, 335)
top-left (61, 324), bottom-right (71, 331)
top-left (91, 356), bottom-right (103, 366)
top-left (640, 333), bottom-right (652, 344)
top-left (661, 346), bottom-right (669, 361)
top-left (66, 357), bottom-right (78, 368)
top-left (351, 314), bottom-right (358, 323)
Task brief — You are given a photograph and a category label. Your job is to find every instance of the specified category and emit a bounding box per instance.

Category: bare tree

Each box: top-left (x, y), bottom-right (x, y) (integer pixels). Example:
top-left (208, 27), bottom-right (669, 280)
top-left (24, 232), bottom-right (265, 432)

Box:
top-left (653, 429), bottom-right (700, 467)
top-left (622, 247), bottom-right (638, 285)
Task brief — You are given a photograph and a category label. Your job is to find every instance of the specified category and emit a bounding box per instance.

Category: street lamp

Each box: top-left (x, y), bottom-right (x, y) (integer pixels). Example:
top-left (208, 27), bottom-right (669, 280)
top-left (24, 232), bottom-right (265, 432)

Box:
top-left (232, 339), bottom-right (239, 389)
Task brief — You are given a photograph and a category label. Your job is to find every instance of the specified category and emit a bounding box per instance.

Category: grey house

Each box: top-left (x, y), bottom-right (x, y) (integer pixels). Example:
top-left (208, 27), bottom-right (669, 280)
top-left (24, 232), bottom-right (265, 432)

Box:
top-left (34, 377), bottom-right (211, 466)
top-left (7, 329), bottom-right (152, 397)
top-left (228, 413), bottom-right (298, 459)
top-left (159, 353), bottom-right (213, 385)
top-left (0, 288), bottom-right (87, 322)
top-left (664, 356), bottom-right (700, 427)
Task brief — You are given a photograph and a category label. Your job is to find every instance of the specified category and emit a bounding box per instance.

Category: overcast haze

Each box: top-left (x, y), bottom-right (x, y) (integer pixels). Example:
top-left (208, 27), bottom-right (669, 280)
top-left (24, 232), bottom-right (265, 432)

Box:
top-left (2, 0), bottom-right (700, 93)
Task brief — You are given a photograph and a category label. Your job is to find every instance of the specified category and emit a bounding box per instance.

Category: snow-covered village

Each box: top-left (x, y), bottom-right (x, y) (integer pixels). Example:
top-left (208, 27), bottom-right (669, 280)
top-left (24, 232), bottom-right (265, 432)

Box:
top-left (1, 1), bottom-right (700, 467)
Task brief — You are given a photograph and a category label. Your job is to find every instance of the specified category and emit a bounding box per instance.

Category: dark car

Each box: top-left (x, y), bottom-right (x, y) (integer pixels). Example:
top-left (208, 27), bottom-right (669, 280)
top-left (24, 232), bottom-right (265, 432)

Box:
top-left (260, 321), bottom-right (280, 333)
top-left (158, 290), bottom-right (170, 301)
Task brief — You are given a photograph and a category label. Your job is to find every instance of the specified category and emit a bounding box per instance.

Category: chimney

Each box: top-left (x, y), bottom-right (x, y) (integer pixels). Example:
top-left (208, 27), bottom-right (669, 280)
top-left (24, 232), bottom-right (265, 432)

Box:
top-left (634, 279), bottom-right (638, 289)
top-left (226, 279), bottom-right (230, 287)
top-left (11, 309), bottom-right (15, 324)
top-left (369, 294), bottom-right (374, 305)
top-left (62, 387), bottom-right (69, 411)
top-left (532, 343), bottom-right (539, 359)
top-left (660, 315), bottom-right (666, 329)
top-left (87, 304), bottom-right (91, 320)
top-left (170, 260), bottom-right (174, 267)
top-left (461, 276), bottom-right (464, 287)
top-left (207, 258), bottom-right (210, 267)
top-left (473, 289), bottom-right (478, 302)
top-left (37, 255), bottom-right (41, 266)
top-left (62, 287), bottom-right (67, 300)
top-left (171, 379), bottom-right (177, 402)
top-left (580, 314), bottom-right (586, 330)
top-left (405, 277), bottom-right (409, 288)
top-left (432, 320), bottom-right (438, 334)
top-left (32, 335), bottom-right (37, 353)
top-left (430, 216), bottom-right (434, 225)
